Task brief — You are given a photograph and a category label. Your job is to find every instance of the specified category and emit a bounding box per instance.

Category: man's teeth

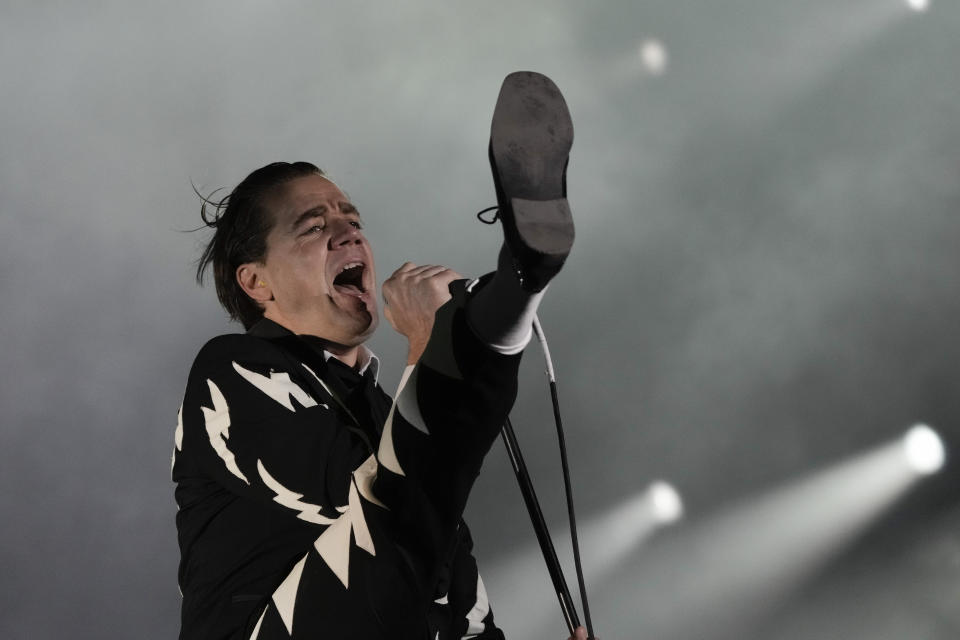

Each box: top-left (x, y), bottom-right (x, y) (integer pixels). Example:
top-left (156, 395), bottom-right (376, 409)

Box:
top-left (334, 262), bottom-right (366, 293)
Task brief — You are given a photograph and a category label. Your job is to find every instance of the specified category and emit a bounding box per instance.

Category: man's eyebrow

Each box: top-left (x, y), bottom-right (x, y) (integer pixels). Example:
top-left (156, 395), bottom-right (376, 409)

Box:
top-left (340, 201), bottom-right (361, 215)
top-left (290, 203), bottom-right (363, 232)
top-left (290, 206), bottom-right (327, 231)
top-left (340, 202), bottom-right (364, 224)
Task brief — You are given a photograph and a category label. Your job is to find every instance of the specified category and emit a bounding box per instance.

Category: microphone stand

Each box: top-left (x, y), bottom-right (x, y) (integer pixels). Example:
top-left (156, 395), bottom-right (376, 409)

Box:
top-left (500, 416), bottom-right (582, 636)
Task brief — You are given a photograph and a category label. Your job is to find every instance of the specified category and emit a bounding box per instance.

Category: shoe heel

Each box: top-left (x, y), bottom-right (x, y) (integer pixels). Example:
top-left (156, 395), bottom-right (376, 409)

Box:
top-left (511, 197), bottom-right (575, 256)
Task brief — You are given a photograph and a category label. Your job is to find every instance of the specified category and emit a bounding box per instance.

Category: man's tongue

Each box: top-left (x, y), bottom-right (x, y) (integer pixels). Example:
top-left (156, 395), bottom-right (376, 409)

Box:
top-left (334, 283), bottom-right (363, 295)
top-left (333, 264), bottom-right (365, 295)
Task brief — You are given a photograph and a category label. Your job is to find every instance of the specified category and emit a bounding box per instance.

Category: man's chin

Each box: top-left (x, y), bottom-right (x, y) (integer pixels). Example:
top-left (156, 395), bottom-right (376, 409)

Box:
top-left (355, 309), bottom-right (379, 340)
top-left (338, 306), bottom-right (378, 345)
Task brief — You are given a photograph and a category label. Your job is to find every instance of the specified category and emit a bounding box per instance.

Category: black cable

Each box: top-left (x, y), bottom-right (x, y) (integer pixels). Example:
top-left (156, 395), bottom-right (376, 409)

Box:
top-left (548, 377), bottom-right (594, 639)
top-left (531, 316), bottom-right (596, 639)
top-left (500, 418), bottom-right (581, 635)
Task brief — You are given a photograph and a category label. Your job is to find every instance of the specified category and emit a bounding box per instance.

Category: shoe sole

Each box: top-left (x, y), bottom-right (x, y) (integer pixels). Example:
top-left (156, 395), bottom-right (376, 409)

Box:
top-left (490, 71), bottom-right (575, 259)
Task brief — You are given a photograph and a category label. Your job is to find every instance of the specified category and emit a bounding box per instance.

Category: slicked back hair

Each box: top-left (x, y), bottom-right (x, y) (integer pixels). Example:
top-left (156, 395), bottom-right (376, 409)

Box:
top-left (196, 162), bottom-right (324, 329)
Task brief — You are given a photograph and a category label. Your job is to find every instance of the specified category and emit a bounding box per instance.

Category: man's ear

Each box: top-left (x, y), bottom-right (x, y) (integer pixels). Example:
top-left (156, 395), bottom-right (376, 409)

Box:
top-left (237, 263), bottom-right (273, 304)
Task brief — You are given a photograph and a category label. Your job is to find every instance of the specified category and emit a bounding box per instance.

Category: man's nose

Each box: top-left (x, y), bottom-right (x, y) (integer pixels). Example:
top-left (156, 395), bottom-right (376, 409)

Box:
top-left (328, 220), bottom-right (363, 249)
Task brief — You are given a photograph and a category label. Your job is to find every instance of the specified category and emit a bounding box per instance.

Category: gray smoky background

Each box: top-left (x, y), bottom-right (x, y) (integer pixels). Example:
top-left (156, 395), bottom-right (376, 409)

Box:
top-left (2, 1), bottom-right (959, 639)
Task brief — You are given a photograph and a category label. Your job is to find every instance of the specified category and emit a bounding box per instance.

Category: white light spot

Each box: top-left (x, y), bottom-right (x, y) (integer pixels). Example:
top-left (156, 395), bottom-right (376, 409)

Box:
top-left (906, 0), bottom-right (929, 12)
top-left (648, 480), bottom-right (684, 523)
top-left (640, 39), bottom-right (669, 76)
top-left (903, 424), bottom-right (945, 475)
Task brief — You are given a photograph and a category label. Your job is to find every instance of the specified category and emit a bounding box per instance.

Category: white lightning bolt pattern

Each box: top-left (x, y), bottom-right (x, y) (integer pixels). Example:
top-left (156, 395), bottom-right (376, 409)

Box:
top-left (171, 403), bottom-right (184, 475)
top-left (248, 607), bottom-right (267, 640)
top-left (256, 460), bottom-right (338, 525)
top-left (233, 361), bottom-right (322, 412)
top-left (313, 476), bottom-right (376, 589)
top-left (379, 364), bottom-right (421, 477)
top-left (465, 573), bottom-right (490, 635)
top-left (273, 553), bottom-right (308, 635)
top-left (175, 403), bottom-right (184, 451)
top-left (352, 454), bottom-right (386, 509)
top-left (310, 457), bottom-right (384, 590)
top-left (397, 364), bottom-right (429, 435)
top-left (252, 456), bottom-right (386, 636)
top-left (202, 379), bottom-right (250, 484)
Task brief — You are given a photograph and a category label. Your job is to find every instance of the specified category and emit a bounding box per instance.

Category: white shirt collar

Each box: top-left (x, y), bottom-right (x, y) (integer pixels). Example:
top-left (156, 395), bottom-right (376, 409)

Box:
top-left (322, 345), bottom-right (380, 383)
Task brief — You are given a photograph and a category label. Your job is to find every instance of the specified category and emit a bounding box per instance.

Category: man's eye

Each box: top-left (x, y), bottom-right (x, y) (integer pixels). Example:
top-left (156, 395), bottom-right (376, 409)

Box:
top-left (306, 224), bottom-right (324, 234)
top-left (350, 221), bottom-right (363, 230)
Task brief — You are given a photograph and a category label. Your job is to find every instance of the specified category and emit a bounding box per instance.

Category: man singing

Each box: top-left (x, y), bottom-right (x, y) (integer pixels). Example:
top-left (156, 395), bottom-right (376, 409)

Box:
top-left (172, 72), bottom-right (585, 640)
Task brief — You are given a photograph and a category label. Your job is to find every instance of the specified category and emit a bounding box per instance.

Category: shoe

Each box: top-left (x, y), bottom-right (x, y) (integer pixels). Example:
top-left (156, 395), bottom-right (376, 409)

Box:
top-left (489, 71), bottom-right (575, 292)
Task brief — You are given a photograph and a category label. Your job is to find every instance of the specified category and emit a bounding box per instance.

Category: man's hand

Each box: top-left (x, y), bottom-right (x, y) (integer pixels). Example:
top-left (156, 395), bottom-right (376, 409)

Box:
top-left (567, 626), bottom-right (589, 640)
top-left (382, 262), bottom-right (462, 364)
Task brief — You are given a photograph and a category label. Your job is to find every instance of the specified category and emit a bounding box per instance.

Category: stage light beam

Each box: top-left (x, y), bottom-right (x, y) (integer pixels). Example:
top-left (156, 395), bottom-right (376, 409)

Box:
top-left (590, 424), bottom-right (948, 639)
top-left (902, 424), bottom-right (945, 475)
top-left (483, 481), bottom-right (685, 639)
top-left (648, 480), bottom-right (684, 524)
top-left (639, 39), bottom-right (668, 76)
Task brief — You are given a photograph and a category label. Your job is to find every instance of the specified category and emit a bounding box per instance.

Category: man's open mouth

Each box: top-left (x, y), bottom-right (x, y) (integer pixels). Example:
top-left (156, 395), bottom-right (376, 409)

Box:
top-left (332, 261), bottom-right (367, 295)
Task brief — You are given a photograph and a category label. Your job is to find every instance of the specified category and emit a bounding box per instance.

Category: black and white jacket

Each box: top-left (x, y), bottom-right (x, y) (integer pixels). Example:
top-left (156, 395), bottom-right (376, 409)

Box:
top-left (173, 311), bottom-right (518, 640)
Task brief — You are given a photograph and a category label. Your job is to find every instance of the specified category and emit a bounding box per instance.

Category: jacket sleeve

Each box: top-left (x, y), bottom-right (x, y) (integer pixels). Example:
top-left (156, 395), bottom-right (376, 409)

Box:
top-left (447, 524), bottom-right (503, 640)
top-left (174, 334), bottom-right (370, 524)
